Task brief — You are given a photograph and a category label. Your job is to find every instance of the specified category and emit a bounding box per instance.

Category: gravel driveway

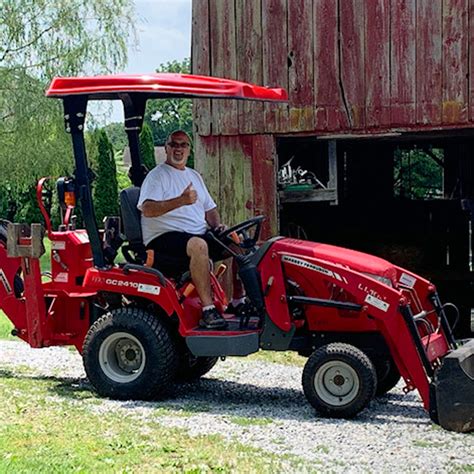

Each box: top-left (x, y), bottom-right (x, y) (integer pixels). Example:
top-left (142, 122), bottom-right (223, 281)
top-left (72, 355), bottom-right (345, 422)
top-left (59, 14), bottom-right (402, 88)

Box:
top-left (0, 340), bottom-right (472, 473)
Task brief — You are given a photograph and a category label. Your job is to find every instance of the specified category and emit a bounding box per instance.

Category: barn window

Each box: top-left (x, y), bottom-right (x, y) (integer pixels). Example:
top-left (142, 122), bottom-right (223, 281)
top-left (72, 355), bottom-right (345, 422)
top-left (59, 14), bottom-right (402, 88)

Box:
top-left (394, 147), bottom-right (444, 200)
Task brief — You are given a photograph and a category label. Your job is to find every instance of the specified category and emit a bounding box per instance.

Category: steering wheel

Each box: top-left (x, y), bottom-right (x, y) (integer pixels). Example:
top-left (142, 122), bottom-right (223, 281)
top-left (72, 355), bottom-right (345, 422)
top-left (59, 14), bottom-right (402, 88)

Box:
top-left (217, 215), bottom-right (265, 250)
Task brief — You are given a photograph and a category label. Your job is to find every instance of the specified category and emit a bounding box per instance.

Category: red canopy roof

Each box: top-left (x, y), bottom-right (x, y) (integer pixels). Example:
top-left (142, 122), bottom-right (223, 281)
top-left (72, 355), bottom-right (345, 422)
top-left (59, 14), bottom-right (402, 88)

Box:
top-left (46, 73), bottom-right (287, 102)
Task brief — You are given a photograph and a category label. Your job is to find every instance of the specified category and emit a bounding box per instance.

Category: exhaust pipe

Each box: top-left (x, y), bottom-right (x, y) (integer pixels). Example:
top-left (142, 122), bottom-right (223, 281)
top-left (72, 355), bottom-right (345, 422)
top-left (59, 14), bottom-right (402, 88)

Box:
top-left (432, 339), bottom-right (474, 433)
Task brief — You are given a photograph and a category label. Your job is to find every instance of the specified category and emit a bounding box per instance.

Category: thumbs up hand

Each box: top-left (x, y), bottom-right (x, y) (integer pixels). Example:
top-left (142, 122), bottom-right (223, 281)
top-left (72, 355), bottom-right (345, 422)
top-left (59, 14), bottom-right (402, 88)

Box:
top-left (181, 182), bottom-right (198, 205)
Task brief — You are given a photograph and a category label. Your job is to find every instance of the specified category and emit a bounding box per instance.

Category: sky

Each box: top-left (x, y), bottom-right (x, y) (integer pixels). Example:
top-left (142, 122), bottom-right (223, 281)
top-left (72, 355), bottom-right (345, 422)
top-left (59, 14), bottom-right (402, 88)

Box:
top-left (97, 0), bottom-right (192, 123)
top-left (127, 0), bottom-right (191, 74)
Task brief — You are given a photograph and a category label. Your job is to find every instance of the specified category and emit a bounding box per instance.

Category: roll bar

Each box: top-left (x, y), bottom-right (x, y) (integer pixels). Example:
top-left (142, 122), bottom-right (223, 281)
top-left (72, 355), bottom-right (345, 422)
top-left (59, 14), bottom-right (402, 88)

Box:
top-left (48, 73), bottom-right (288, 268)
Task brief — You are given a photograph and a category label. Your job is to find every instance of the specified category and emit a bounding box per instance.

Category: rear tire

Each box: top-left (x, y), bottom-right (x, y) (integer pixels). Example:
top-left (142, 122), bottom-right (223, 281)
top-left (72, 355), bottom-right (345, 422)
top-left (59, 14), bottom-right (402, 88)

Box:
top-left (302, 343), bottom-right (377, 418)
top-left (173, 334), bottom-right (218, 382)
top-left (83, 307), bottom-right (178, 400)
top-left (176, 355), bottom-right (218, 382)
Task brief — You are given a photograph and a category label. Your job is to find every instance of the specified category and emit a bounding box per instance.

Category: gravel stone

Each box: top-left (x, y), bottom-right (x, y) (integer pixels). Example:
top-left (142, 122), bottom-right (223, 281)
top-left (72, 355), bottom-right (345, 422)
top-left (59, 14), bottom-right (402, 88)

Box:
top-left (1, 340), bottom-right (472, 473)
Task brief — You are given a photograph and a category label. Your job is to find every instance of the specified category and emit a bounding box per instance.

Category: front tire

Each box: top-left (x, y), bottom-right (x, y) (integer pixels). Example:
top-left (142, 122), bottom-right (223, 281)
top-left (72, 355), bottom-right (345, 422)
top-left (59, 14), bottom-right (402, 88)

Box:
top-left (302, 343), bottom-right (377, 418)
top-left (83, 307), bottom-right (178, 400)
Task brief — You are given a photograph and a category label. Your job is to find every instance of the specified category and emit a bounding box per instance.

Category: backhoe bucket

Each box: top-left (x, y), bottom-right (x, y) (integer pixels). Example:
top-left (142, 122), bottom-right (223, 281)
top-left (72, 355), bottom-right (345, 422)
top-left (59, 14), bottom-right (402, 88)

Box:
top-left (432, 339), bottom-right (474, 433)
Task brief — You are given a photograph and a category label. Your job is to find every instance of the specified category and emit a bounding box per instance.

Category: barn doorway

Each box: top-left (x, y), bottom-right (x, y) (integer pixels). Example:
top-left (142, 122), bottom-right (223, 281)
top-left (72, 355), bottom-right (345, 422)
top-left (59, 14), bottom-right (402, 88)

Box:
top-left (277, 134), bottom-right (474, 337)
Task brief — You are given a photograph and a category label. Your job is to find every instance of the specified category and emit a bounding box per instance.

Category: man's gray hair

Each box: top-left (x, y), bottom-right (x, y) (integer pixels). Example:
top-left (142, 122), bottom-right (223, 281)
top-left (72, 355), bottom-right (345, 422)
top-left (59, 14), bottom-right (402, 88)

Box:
top-left (166, 130), bottom-right (192, 145)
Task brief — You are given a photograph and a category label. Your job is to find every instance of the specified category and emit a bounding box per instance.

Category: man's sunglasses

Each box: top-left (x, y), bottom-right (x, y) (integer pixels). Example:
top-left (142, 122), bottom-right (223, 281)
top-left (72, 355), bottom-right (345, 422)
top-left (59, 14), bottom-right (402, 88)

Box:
top-left (167, 141), bottom-right (191, 149)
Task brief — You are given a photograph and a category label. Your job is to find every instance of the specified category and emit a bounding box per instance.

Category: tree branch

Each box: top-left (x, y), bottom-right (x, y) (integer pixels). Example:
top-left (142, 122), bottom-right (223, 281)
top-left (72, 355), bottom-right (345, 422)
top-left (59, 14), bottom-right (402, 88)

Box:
top-left (1, 23), bottom-right (57, 63)
top-left (0, 113), bottom-right (15, 121)
top-left (422, 148), bottom-right (444, 169)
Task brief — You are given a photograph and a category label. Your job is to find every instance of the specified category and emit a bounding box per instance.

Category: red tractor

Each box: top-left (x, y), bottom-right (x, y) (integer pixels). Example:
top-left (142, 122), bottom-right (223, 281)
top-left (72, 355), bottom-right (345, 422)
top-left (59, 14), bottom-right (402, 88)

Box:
top-left (0, 74), bottom-right (472, 432)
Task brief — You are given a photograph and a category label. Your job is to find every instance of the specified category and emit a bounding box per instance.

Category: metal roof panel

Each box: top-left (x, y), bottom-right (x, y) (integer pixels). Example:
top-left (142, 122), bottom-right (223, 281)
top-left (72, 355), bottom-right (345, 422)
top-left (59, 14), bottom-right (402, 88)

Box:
top-left (46, 73), bottom-right (288, 102)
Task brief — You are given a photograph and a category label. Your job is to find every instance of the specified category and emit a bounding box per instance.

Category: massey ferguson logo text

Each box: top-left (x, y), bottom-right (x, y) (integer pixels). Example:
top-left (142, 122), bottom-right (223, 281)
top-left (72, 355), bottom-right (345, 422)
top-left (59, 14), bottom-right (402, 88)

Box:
top-left (282, 255), bottom-right (347, 283)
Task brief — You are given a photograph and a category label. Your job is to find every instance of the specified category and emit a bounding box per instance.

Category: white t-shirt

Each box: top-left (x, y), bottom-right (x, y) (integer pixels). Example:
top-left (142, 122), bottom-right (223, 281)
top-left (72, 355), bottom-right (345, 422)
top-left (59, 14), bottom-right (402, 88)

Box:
top-left (137, 163), bottom-right (217, 245)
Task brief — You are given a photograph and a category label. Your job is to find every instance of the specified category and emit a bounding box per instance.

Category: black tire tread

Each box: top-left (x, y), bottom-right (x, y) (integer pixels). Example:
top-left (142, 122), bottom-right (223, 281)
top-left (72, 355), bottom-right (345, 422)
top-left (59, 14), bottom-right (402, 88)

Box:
top-left (372, 356), bottom-right (401, 396)
top-left (172, 332), bottom-right (218, 382)
top-left (83, 307), bottom-right (178, 400)
top-left (175, 356), bottom-right (218, 382)
top-left (302, 342), bottom-right (377, 419)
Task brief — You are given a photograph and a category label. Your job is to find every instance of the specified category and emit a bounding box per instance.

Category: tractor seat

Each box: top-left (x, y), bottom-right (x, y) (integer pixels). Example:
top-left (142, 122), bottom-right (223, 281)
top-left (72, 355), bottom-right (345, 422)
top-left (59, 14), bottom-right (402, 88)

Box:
top-left (119, 187), bottom-right (189, 279)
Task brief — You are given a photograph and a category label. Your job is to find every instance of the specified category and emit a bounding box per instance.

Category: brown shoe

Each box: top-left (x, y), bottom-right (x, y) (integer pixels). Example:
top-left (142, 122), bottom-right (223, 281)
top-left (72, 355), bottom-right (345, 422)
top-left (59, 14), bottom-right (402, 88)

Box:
top-left (199, 307), bottom-right (228, 329)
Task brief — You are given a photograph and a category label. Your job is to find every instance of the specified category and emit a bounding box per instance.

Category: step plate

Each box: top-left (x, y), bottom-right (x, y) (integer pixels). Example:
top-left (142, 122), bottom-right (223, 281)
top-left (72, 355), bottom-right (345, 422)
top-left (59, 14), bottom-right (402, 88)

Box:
top-left (187, 317), bottom-right (260, 336)
top-left (186, 331), bottom-right (259, 357)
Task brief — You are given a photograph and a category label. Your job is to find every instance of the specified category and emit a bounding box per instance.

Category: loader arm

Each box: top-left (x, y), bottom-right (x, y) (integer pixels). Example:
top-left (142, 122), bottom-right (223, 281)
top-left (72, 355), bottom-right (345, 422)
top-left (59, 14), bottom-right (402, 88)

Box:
top-left (265, 245), bottom-right (473, 432)
top-left (260, 249), bottom-right (454, 410)
top-left (252, 234), bottom-right (473, 431)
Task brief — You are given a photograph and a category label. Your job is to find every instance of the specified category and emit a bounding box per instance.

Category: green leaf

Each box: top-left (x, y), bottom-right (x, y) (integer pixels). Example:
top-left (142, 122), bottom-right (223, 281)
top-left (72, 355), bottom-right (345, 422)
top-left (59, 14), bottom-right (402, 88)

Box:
top-left (0, 0), bottom-right (136, 222)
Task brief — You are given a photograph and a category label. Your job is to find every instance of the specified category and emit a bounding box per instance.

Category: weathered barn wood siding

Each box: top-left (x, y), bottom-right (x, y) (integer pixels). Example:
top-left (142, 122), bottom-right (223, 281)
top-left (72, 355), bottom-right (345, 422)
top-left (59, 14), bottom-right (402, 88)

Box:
top-left (443, 0), bottom-right (468, 124)
top-left (416, 0), bottom-right (442, 125)
top-left (209, 0), bottom-right (239, 135)
top-left (314, 0), bottom-right (347, 130)
top-left (288, 0), bottom-right (315, 130)
top-left (236, 0), bottom-right (265, 134)
top-left (390, 0), bottom-right (416, 125)
top-left (192, 0), bottom-right (474, 135)
top-left (365, 0), bottom-right (391, 127)
top-left (194, 134), bottom-right (277, 236)
top-left (191, 0), bottom-right (211, 135)
top-left (262, 0), bottom-right (290, 132)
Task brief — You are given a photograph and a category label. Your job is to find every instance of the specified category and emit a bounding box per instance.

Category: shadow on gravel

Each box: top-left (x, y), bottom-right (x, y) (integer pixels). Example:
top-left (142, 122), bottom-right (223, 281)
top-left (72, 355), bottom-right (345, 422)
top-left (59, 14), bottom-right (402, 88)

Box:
top-left (0, 368), bottom-right (428, 426)
top-left (0, 368), bottom-right (94, 399)
top-left (164, 377), bottom-right (427, 425)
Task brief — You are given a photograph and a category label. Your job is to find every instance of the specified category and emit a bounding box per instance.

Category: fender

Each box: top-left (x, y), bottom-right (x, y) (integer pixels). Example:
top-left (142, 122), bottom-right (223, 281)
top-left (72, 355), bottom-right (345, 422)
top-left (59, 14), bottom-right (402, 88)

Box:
top-left (83, 267), bottom-right (182, 317)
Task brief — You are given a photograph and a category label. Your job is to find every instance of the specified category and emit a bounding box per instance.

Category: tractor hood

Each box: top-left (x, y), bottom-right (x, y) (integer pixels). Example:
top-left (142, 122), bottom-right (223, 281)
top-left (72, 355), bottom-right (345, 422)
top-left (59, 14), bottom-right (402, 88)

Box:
top-left (273, 238), bottom-right (397, 285)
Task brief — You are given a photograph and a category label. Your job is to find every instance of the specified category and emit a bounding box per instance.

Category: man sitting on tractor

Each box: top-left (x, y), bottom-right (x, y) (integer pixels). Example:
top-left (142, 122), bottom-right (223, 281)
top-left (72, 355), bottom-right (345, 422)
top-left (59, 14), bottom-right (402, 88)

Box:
top-left (138, 130), bottom-right (244, 329)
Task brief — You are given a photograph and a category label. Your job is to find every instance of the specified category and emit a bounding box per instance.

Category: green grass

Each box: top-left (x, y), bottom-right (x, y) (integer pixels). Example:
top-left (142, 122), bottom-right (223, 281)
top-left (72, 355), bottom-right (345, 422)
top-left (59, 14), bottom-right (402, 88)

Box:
top-left (40, 238), bottom-right (52, 271)
top-left (450, 464), bottom-right (474, 473)
top-left (229, 416), bottom-right (273, 427)
top-left (247, 350), bottom-right (306, 367)
top-left (314, 445), bottom-right (330, 454)
top-left (412, 439), bottom-right (443, 449)
top-left (0, 315), bottom-right (14, 340)
top-left (0, 374), bottom-right (311, 473)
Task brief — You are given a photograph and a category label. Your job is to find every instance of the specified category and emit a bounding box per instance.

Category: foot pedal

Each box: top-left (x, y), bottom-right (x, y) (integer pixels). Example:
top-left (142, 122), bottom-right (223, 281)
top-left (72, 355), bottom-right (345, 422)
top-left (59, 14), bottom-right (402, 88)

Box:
top-left (236, 303), bottom-right (262, 329)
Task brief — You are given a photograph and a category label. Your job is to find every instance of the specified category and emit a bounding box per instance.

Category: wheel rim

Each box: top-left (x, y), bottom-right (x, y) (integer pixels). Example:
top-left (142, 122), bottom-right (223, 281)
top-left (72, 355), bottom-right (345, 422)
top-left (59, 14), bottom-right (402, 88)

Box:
top-left (99, 332), bottom-right (146, 383)
top-left (314, 360), bottom-right (360, 406)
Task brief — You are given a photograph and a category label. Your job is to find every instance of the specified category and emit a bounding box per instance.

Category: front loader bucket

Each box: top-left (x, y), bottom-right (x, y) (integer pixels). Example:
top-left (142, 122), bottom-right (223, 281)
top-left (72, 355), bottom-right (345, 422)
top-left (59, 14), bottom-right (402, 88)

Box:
top-left (432, 339), bottom-right (474, 433)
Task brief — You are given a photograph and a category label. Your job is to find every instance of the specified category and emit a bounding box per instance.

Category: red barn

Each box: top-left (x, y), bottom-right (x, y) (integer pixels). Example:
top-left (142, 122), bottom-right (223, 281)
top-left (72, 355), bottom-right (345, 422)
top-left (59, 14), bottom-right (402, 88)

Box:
top-left (191, 0), bottom-right (474, 336)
